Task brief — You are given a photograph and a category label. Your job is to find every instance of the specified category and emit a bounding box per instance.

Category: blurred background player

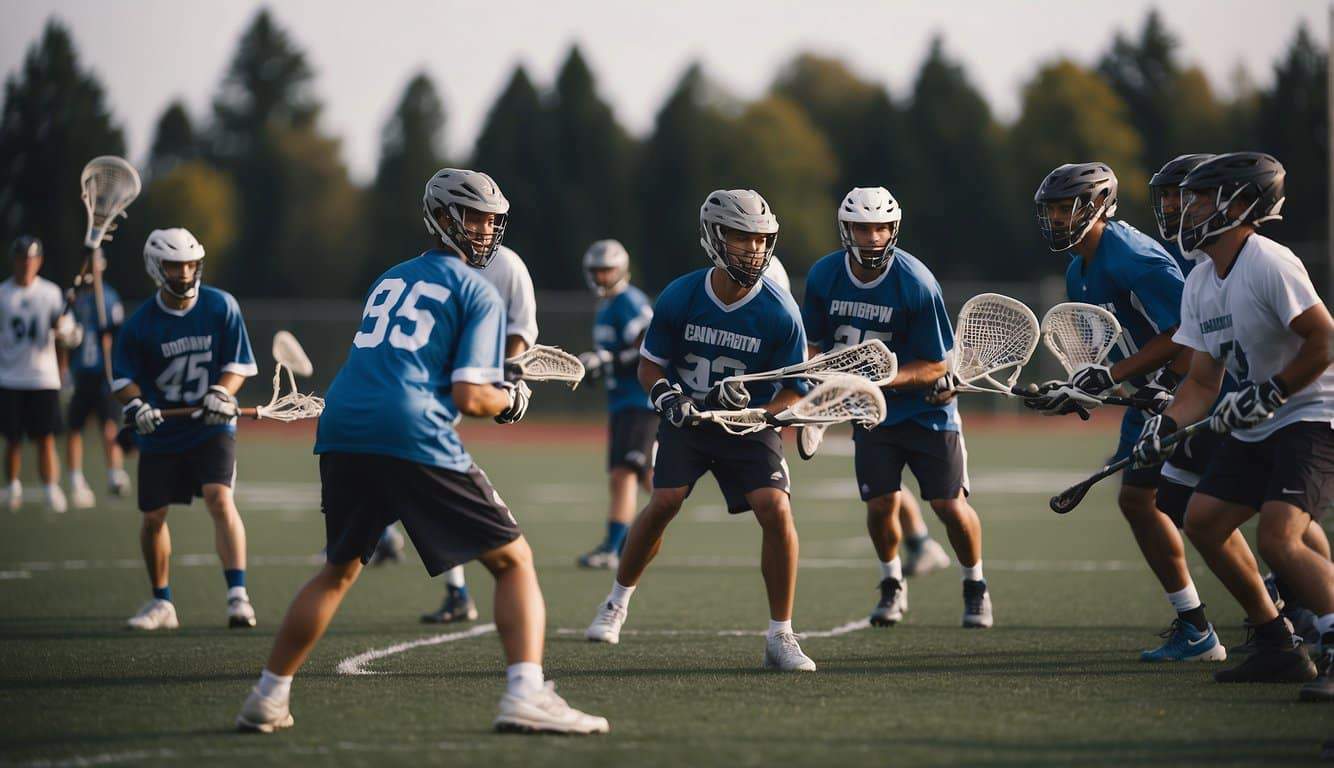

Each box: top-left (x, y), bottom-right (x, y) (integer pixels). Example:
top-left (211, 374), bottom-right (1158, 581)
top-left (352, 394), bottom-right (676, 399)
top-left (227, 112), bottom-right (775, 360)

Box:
top-left (418, 213), bottom-right (539, 624)
top-left (804, 187), bottom-right (989, 630)
top-left (64, 252), bottom-right (129, 507)
top-left (1135, 153), bottom-right (1334, 699)
top-left (113, 228), bottom-right (258, 631)
top-left (1029, 162), bottom-right (1225, 662)
top-left (237, 168), bottom-right (607, 735)
top-left (0, 236), bottom-right (81, 513)
top-left (577, 239), bottom-right (655, 569)
top-left (585, 189), bottom-right (817, 672)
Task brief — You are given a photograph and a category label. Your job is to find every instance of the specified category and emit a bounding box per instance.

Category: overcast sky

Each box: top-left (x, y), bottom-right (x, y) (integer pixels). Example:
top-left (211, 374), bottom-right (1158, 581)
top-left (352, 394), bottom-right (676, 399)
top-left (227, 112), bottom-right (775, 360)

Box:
top-left (3, 0), bottom-right (1328, 182)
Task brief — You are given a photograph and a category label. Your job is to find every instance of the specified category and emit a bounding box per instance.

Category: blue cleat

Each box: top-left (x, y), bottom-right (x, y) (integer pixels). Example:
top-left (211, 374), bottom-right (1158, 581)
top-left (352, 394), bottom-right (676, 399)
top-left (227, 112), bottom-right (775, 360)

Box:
top-left (1141, 619), bottom-right (1227, 662)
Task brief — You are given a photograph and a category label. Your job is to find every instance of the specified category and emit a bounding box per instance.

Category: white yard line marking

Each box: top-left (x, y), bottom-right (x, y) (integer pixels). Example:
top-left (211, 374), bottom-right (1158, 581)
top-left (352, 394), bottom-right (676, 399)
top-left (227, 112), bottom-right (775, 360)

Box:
top-left (0, 570), bottom-right (32, 580)
top-left (336, 624), bottom-right (498, 675)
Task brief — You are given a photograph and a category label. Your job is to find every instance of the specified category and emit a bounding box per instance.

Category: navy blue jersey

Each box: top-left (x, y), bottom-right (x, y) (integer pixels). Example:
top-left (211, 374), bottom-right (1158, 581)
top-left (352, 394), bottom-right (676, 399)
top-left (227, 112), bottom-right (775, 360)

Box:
top-left (641, 269), bottom-right (807, 407)
top-left (593, 285), bottom-right (654, 413)
top-left (803, 249), bottom-right (959, 431)
top-left (71, 284), bottom-right (124, 375)
top-left (1065, 221), bottom-right (1185, 386)
top-left (315, 251), bottom-right (506, 472)
top-left (113, 287), bottom-right (257, 452)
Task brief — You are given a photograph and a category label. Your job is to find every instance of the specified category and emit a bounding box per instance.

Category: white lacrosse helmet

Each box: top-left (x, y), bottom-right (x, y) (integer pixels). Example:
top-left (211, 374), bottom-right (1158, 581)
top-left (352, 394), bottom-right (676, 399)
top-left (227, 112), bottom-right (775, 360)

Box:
top-left (144, 228), bottom-right (205, 300)
top-left (583, 239), bottom-right (630, 297)
top-left (838, 187), bottom-right (902, 269)
top-left (699, 189), bottom-right (779, 288)
top-left (422, 168), bottom-right (510, 268)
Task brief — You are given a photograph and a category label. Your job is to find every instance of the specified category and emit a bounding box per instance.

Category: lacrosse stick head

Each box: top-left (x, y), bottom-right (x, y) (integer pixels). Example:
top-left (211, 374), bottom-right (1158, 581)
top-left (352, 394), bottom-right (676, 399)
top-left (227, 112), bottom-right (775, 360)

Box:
top-left (80, 156), bottom-right (142, 249)
top-left (783, 374), bottom-right (887, 429)
top-left (1041, 303), bottom-right (1123, 375)
top-left (811, 340), bottom-right (899, 386)
top-left (255, 392), bottom-right (326, 422)
top-left (951, 293), bottom-right (1040, 393)
top-left (273, 331), bottom-right (314, 377)
top-left (699, 408), bottom-right (771, 435)
top-left (507, 345), bottom-right (585, 389)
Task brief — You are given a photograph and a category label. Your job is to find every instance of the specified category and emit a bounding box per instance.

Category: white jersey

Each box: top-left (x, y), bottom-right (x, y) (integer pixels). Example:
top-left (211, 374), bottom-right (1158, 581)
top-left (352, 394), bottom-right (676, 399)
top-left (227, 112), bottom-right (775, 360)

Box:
top-left (1174, 233), bottom-right (1334, 441)
top-left (765, 256), bottom-right (792, 294)
top-left (0, 276), bottom-right (64, 390)
top-left (477, 245), bottom-right (538, 346)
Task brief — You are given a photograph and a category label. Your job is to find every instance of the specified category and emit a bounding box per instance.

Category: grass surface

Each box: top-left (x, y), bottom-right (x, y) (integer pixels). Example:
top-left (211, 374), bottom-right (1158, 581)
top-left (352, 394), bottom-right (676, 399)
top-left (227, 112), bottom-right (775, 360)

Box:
top-left (1, 422), bottom-right (1330, 767)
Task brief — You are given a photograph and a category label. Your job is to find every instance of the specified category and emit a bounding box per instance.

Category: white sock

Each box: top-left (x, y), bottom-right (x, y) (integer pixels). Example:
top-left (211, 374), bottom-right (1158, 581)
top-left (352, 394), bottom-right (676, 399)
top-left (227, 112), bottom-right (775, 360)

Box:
top-left (69, 470), bottom-right (86, 486)
top-left (444, 565), bottom-right (466, 589)
top-left (880, 557), bottom-right (903, 581)
top-left (257, 668), bottom-right (292, 700)
top-left (1316, 612), bottom-right (1334, 641)
top-left (506, 662), bottom-right (544, 698)
top-left (961, 561), bottom-right (984, 582)
top-left (608, 580), bottom-right (635, 609)
top-left (228, 585), bottom-right (249, 601)
top-left (1166, 583), bottom-right (1201, 614)
top-left (768, 619), bottom-right (793, 637)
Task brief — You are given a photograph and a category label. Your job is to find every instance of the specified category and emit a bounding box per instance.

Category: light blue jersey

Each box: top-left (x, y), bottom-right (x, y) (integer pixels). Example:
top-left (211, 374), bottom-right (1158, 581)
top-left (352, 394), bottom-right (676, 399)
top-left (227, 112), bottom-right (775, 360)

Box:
top-left (803, 249), bottom-right (959, 431)
top-left (71, 284), bottom-right (124, 375)
top-left (594, 285), bottom-right (653, 413)
top-left (641, 269), bottom-right (807, 407)
top-left (113, 286), bottom-right (257, 452)
top-left (315, 250), bottom-right (506, 472)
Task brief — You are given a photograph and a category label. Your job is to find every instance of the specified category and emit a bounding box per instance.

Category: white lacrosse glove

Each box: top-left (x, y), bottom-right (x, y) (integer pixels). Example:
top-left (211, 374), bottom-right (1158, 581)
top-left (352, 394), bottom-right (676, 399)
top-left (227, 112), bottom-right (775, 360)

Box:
top-left (1211, 378), bottom-right (1287, 433)
top-left (199, 384), bottom-right (239, 426)
top-left (796, 424), bottom-right (826, 461)
top-left (704, 380), bottom-right (750, 411)
top-left (578, 349), bottom-right (614, 382)
top-left (1132, 413), bottom-right (1178, 468)
top-left (1069, 363), bottom-right (1116, 398)
top-left (1023, 380), bottom-right (1095, 420)
top-left (55, 313), bottom-right (84, 350)
top-left (926, 373), bottom-right (960, 405)
top-left (495, 380), bottom-right (532, 424)
top-left (650, 378), bottom-right (697, 429)
top-left (123, 398), bottom-right (163, 435)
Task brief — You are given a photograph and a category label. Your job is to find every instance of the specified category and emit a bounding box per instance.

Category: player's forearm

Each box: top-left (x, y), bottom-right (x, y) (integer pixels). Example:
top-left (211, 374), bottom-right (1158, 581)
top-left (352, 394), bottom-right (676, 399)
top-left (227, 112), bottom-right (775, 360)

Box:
top-left (889, 359), bottom-right (947, 390)
top-left (453, 382), bottom-right (511, 418)
top-left (1109, 331), bottom-right (1180, 383)
top-left (806, 344), bottom-right (822, 360)
top-left (504, 335), bottom-right (529, 359)
top-left (217, 372), bottom-right (245, 397)
top-left (764, 387), bottom-right (804, 415)
top-left (638, 358), bottom-right (668, 394)
top-left (1276, 326), bottom-right (1334, 396)
top-left (1164, 352), bottom-right (1223, 427)
top-left (114, 382), bottom-right (142, 404)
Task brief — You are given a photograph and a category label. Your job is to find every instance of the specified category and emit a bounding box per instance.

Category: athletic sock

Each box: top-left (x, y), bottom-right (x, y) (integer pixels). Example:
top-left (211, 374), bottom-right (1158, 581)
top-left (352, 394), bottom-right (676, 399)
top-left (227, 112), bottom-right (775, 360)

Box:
top-left (961, 561), bottom-right (984, 582)
top-left (69, 470), bottom-right (86, 487)
top-left (153, 585), bottom-right (172, 603)
top-left (506, 662), bottom-right (544, 698)
top-left (448, 584), bottom-right (470, 602)
top-left (444, 565), bottom-right (467, 589)
top-left (1167, 584), bottom-right (1208, 632)
top-left (604, 521), bottom-right (629, 553)
top-left (257, 668), bottom-right (292, 700)
top-left (905, 531), bottom-right (928, 554)
top-left (879, 557), bottom-right (903, 582)
top-left (227, 585), bottom-right (249, 601)
top-left (608, 580), bottom-right (635, 610)
top-left (767, 619), bottom-right (793, 638)
top-left (224, 569), bottom-right (246, 590)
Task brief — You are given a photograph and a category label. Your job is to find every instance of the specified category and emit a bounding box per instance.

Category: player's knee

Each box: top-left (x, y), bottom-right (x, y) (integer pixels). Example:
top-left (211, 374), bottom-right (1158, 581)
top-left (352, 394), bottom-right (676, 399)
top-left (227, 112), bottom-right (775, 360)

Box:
top-left (202, 485), bottom-right (235, 517)
top-left (482, 536), bottom-right (535, 575)
top-left (645, 488), bottom-right (687, 519)
top-left (323, 559), bottom-right (362, 590)
top-left (141, 508), bottom-right (168, 530)
top-left (866, 494), bottom-right (896, 520)
top-left (752, 494), bottom-right (794, 531)
top-left (1256, 524), bottom-right (1298, 566)
top-left (1116, 485), bottom-right (1155, 519)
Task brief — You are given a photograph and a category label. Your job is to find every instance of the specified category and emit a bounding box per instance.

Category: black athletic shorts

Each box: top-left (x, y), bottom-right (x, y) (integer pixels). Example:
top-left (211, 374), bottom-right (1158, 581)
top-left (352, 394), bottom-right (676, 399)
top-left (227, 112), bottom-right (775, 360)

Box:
top-left (1113, 408), bottom-right (1160, 489)
top-left (1155, 428), bottom-right (1226, 528)
top-left (67, 372), bottom-right (118, 431)
top-left (0, 388), bottom-right (61, 440)
top-left (1195, 421), bottom-right (1334, 520)
top-left (608, 408), bottom-right (658, 476)
top-left (652, 421), bottom-right (789, 514)
top-left (320, 452), bottom-right (521, 576)
top-left (853, 420), bottom-right (969, 502)
top-left (137, 432), bottom-right (236, 512)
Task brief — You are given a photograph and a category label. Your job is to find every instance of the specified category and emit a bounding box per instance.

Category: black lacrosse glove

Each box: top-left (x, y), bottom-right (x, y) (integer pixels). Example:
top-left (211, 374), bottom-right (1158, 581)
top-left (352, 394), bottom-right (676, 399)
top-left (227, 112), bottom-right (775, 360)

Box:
top-left (495, 381), bottom-right (531, 424)
top-left (1128, 368), bottom-right (1181, 415)
top-left (1023, 380), bottom-right (1092, 421)
top-left (1132, 413), bottom-right (1178, 468)
top-left (926, 373), bottom-right (960, 405)
top-left (1211, 377), bottom-right (1288, 433)
top-left (704, 380), bottom-right (750, 411)
top-left (650, 378), bottom-right (697, 428)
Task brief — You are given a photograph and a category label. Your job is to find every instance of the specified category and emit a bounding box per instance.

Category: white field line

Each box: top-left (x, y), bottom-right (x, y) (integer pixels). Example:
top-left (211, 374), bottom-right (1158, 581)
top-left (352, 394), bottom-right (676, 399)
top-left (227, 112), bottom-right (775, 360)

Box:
top-left (336, 623), bottom-right (499, 675)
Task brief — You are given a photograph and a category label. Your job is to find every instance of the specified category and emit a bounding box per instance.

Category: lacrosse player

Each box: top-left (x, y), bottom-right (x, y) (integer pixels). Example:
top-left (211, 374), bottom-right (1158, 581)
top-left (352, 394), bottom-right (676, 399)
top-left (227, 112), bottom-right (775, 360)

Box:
top-left (1030, 162), bottom-right (1226, 662)
top-left (1, 236), bottom-right (81, 513)
top-left (112, 228), bottom-right (258, 631)
top-left (238, 169), bottom-right (606, 735)
top-left (576, 239), bottom-right (656, 569)
top-left (65, 257), bottom-right (129, 507)
top-left (418, 231), bottom-right (538, 623)
top-left (1133, 153), bottom-right (1334, 698)
top-left (585, 189), bottom-right (818, 672)
top-left (803, 187), bottom-right (989, 629)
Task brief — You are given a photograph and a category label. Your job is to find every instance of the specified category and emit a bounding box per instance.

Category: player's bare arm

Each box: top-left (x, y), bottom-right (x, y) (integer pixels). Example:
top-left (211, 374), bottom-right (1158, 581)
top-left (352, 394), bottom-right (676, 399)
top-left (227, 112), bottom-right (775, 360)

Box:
top-left (1274, 303), bottom-right (1334, 396)
top-left (454, 381), bottom-right (515, 419)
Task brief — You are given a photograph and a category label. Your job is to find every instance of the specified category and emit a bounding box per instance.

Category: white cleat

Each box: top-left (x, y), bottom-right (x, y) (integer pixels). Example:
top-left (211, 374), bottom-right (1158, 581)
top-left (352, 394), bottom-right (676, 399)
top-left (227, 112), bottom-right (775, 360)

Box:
top-left (763, 631), bottom-right (817, 672)
top-left (3, 480), bottom-right (21, 512)
top-left (576, 549), bottom-right (620, 570)
top-left (108, 468), bottom-right (131, 497)
top-left (585, 601), bottom-right (627, 644)
top-left (962, 579), bottom-right (993, 629)
top-left (228, 595), bottom-right (258, 628)
top-left (870, 577), bottom-right (908, 627)
top-left (126, 598), bottom-right (179, 630)
top-left (44, 485), bottom-right (67, 514)
top-left (236, 688), bottom-right (294, 733)
top-left (904, 537), bottom-right (951, 577)
top-left (494, 682), bottom-right (609, 735)
top-left (70, 480), bottom-right (96, 510)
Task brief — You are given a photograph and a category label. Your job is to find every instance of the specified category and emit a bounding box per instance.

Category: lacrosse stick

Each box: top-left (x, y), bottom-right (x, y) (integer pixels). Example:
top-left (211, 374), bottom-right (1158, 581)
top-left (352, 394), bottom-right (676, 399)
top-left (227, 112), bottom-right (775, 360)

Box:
top-left (505, 344), bottom-right (585, 389)
top-left (1050, 417), bottom-right (1216, 514)
top-left (162, 331), bottom-right (324, 422)
top-left (947, 293), bottom-right (1041, 396)
top-left (74, 156), bottom-right (142, 383)
top-left (692, 375), bottom-right (887, 436)
top-left (1031, 302), bottom-right (1135, 408)
top-left (722, 340), bottom-right (899, 387)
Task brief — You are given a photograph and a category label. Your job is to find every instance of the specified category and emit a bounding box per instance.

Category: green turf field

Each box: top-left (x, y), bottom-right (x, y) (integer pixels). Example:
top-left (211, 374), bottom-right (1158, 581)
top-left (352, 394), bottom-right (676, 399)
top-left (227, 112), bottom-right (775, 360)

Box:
top-left (1, 422), bottom-right (1330, 767)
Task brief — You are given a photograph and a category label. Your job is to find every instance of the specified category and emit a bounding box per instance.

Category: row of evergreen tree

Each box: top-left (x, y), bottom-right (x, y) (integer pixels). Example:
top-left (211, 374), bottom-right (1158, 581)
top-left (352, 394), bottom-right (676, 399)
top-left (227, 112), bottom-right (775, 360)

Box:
top-left (0, 9), bottom-right (1327, 298)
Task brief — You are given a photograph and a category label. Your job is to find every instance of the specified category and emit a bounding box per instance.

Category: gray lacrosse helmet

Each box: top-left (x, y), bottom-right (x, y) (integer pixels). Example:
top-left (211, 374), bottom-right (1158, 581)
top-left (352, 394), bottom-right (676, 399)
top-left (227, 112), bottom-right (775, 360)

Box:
top-left (699, 189), bottom-right (779, 288)
top-left (422, 168), bottom-right (510, 268)
top-left (1149, 154), bottom-right (1215, 241)
top-left (1178, 152), bottom-right (1285, 253)
top-left (838, 187), bottom-right (902, 269)
top-left (582, 239), bottom-right (630, 297)
top-left (1034, 163), bottom-right (1118, 251)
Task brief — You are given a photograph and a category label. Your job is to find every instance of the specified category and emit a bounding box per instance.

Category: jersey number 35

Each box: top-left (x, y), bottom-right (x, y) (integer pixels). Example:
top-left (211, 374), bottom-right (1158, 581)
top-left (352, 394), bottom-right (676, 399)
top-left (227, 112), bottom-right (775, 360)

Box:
top-left (354, 278), bottom-right (452, 353)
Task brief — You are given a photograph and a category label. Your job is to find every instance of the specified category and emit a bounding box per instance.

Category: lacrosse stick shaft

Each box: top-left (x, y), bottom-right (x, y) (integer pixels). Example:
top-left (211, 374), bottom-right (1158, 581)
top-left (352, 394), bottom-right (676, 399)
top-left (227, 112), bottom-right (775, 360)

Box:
top-left (160, 406), bottom-right (261, 419)
top-left (1049, 417), bottom-right (1214, 514)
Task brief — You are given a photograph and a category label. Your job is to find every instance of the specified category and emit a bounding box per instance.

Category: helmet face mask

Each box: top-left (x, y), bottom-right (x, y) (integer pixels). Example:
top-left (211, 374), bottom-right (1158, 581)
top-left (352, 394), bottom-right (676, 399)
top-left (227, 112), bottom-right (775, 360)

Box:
top-left (841, 220), bottom-right (899, 270)
top-left (1178, 184), bottom-right (1255, 253)
top-left (699, 190), bottom-right (779, 289)
top-left (1033, 163), bottom-right (1118, 252)
top-left (1150, 185), bottom-right (1184, 242)
top-left (421, 169), bottom-right (510, 268)
top-left (1176, 152), bottom-right (1285, 254)
top-left (716, 226), bottom-right (777, 287)
top-left (582, 239), bottom-right (630, 297)
top-left (143, 228), bottom-right (205, 300)
top-left (160, 259), bottom-right (203, 300)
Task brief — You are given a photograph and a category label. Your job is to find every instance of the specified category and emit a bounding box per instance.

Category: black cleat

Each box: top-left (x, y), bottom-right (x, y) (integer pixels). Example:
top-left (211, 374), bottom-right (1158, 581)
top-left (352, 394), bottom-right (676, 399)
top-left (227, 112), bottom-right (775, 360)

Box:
top-left (869, 577), bottom-right (907, 627)
top-left (1215, 644), bottom-right (1317, 684)
top-left (420, 587), bottom-right (478, 624)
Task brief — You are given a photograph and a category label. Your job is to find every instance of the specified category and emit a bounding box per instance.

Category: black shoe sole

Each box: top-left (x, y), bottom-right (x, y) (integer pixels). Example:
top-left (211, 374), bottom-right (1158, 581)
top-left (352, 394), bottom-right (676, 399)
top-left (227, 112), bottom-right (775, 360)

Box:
top-left (869, 616), bottom-right (900, 628)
